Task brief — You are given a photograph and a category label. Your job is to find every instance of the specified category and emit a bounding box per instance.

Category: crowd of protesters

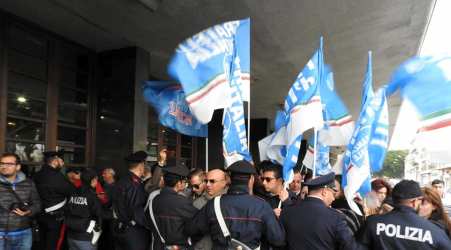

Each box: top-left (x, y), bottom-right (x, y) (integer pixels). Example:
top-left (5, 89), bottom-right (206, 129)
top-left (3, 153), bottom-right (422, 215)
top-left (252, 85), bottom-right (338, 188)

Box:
top-left (0, 149), bottom-right (450, 250)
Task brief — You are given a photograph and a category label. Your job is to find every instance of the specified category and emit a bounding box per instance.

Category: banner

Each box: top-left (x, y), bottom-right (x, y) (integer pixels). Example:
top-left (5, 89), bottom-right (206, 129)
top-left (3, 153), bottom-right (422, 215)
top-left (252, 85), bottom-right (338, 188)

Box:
top-left (342, 52), bottom-right (389, 215)
top-left (387, 56), bottom-right (451, 150)
top-left (143, 81), bottom-right (208, 137)
top-left (270, 38), bottom-right (325, 183)
top-left (168, 18), bottom-right (250, 124)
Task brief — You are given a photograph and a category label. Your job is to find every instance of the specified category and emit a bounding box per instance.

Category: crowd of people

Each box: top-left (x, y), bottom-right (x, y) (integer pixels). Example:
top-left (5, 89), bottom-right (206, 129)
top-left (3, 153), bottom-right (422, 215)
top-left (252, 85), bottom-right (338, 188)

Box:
top-left (0, 148), bottom-right (450, 250)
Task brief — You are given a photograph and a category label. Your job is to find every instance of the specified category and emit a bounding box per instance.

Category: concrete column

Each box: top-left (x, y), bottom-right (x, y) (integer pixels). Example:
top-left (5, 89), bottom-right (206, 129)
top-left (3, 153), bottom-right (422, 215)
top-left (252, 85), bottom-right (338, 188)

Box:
top-left (133, 47), bottom-right (150, 151)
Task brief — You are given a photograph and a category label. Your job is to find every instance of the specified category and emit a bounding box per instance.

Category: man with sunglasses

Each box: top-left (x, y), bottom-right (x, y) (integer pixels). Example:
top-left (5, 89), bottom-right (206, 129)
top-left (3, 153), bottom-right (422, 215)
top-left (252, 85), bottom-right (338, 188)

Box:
top-left (280, 172), bottom-right (357, 250)
top-left (359, 180), bottom-right (451, 249)
top-left (260, 163), bottom-right (297, 218)
top-left (186, 160), bottom-right (285, 249)
top-left (205, 169), bottom-right (228, 198)
top-left (189, 169), bottom-right (207, 208)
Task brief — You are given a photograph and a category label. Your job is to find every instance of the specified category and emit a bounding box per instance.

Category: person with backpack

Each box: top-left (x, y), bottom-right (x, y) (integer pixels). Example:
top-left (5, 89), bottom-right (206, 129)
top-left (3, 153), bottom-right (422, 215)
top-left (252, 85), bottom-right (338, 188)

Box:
top-left (0, 153), bottom-right (41, 250)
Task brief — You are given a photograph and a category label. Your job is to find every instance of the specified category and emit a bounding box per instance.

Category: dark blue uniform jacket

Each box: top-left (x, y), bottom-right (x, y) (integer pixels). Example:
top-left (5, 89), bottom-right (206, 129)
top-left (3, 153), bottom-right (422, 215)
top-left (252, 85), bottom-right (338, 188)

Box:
top-left (358, 205), bottom-right (451, 250)
top-left (185, 184), bottom-right (285, 249)
top-left (280, 196), bottom-right (357, 250)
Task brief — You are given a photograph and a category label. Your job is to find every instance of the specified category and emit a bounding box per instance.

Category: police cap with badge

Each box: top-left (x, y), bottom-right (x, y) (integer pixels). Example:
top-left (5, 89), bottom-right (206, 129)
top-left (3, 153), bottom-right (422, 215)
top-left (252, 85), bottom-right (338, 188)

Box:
top-left (227, 160), bottom-right (256, 185)
top-left (163, 164), bottom-right (189, 181)
top-left (124, 150), bottom-right (148, 164)
top-left (43, 150), bottom-right (65, 161)
top-left (392, 180), bottom-right (422, 202)
top-left (303, 172), bottom-right (337, 191)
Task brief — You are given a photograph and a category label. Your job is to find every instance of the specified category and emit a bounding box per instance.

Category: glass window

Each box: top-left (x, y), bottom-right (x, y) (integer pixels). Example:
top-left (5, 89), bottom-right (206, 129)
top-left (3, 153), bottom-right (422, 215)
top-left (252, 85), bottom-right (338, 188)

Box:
top-left (6, 117), bottom-right (45, 141)
top-left (7, 93), bottom-right (46, 120)
top-left (58, 88), bottom-right (87, 126)
top-left (162, 128), bottom-right (177, 145)
top-left (60, 69), bottom-right (88, 90)
top-left (8, 50), bottom-right (47, 80)
top-left (6, 141), bottom-right (45, 163)
top-left (9, 25), bottom-right (48, 60)
top-left (57, 145), bottom-right (85, 165)
top-left (61, 46), bottom-right (90, 73)
top-left (57, 126), bottom-right (86, 146)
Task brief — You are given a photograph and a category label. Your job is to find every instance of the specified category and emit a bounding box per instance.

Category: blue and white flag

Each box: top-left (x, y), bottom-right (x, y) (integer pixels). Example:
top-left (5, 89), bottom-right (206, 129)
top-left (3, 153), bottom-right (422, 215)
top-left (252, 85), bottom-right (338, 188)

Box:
top-left (342, 52), bottom-right (389, 215)
top-left (269, 38), bottom-right (325, 183)
top-left (302, 134), bottom-right (332, 176)
top-left (143, 81), bottom-right (208, 137)
top-left (318, 65), bottom-right (354, 146)
top-left (168, 18), bottom-right (252, 166)
top-left (168, 18), bottom-right (250, 124)
top-left (387, 56), bottom-right (451, 150)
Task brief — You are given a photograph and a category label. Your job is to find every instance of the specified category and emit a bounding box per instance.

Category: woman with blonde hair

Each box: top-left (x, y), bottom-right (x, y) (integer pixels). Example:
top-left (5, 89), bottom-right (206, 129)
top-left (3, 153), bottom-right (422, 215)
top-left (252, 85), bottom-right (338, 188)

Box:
top-left (419, 187), bottom-right (451, 237)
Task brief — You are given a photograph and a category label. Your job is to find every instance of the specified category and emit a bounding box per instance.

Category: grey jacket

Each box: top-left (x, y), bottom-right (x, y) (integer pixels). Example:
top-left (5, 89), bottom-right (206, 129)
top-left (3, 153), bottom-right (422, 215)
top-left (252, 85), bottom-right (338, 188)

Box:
top-left (0, 172), bottom-right (41, 231)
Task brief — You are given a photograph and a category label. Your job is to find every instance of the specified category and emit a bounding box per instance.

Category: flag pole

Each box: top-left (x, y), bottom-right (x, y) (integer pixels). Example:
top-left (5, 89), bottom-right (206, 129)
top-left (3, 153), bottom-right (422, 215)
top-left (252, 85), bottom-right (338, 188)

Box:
top-left (313, 128), bottom-right (318, 178)
top-left (206, 137), bottom-right (209, 172)
top-left (247, 100), bottom-right (251, 152)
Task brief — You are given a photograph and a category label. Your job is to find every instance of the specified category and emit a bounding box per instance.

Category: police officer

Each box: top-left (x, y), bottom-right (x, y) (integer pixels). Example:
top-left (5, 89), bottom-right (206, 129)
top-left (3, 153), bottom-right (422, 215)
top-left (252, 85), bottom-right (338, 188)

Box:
top-left (359, 180), bottom-right (451, 249)
top-left (65, 168), bottom-right (112, 249)
top-left (145, 164), bottom-right (198, 249)
top-left (112, 151), bottom-right (150, 250)
top-left (185, 160), bottom-right (285, 249)
top-left (280, 172), bottom-right (357, 250)
top-left (34, 150), bottom-right (75, 250)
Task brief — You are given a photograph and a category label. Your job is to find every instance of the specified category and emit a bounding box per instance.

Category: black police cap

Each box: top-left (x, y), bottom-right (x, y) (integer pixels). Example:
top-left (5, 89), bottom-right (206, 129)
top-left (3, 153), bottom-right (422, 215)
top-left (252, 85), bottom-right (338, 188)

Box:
top-left (163, 165), bottom-right (189, 178)
top-left (304, 172), bottom-right (335, 190)
top-left (124, 150), bottom-right (148, 163)
top-left (227, 160), bottom-right (256, 175)
top-left (43, 150), bottom-right (65, 160)
top-left (392, 180), bottom-right (422, 201)
top-left (66, 167), bottom-right (83, 174)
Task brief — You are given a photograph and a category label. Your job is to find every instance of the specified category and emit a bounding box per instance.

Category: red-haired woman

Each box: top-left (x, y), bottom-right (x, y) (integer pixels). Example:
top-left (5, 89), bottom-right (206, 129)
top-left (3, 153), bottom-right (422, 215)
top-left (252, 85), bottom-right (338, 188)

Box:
top-left (419, 187), bottom-right (451, 237)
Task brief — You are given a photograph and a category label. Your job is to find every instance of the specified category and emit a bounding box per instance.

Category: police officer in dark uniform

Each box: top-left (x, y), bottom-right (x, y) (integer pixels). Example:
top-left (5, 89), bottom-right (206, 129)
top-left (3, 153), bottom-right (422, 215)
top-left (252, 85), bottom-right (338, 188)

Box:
top-left (65, 168), bottom-right (112, 249)
top-left (185, 160), bottom-right (285, 249)
top-left (359, 180), bottom-right (451, 250)
top-left (112, 151), bottom-right (150, 250)
top-left (34, 150), bottom-right (76, 250)
top-left (280, 172), bottom-right (357, 250)
top-left (145, 164), bottom-right (198, 249)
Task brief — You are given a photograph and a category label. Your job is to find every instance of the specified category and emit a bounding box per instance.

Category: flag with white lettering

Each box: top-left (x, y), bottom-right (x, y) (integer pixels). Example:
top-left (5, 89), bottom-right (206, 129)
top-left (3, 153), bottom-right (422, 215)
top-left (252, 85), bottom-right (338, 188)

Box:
top-left (387, 56), bottom-right (451, 151)
top-left (168, 18), bottom-right (250, 124)
top-left (342, 52), bottom-right (389, 215)
top-left (143, 81), bottom-right (208, 137)
top-left (270, 38), bottom-right (325, 183)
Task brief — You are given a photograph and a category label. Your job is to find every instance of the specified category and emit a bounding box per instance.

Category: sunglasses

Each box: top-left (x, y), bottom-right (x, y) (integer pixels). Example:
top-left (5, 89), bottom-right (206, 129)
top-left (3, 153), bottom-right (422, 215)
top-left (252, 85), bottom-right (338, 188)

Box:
top-left (190, 184), bottom-right (201, 190)
top-left (204, 179), bottom-right (224, 184)
top-left (260, 177), bottom-right (277, 183)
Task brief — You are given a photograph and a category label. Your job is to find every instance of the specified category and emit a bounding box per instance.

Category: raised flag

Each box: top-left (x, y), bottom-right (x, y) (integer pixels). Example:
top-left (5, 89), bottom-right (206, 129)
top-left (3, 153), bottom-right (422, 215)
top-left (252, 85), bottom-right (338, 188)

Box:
top-left (387, 56), bottom-right (451, 151)
top-left (302, 135), bottom-right (332, 175)
top-left (318, 65), bottom-right (354, 145)
top-left (342, 52), bottom-right (389, 215)
top-left (273, 38), bottom-right (325, 183)
top-left (143, 81), bottom-right (208, 137)
top-left (168, 18), bottom-right (250, 124)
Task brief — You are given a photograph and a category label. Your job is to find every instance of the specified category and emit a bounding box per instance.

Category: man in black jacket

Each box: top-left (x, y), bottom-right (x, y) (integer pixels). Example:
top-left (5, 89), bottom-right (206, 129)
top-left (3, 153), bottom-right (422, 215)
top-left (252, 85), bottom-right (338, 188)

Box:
top-left (34, 150), bottom-right (75, 250)
top-left (280, 172), bottom-right (357, 250)
top-left (65, 168), bottom-right (112, 250)
top-left (146, 164), bottom-right (198, 249)
top-left (112, 151), bottom-right (150, 250)
top-left (186, 160), bottom-right (285, 250)
top-left (0, 153), bottom-right (41, 250)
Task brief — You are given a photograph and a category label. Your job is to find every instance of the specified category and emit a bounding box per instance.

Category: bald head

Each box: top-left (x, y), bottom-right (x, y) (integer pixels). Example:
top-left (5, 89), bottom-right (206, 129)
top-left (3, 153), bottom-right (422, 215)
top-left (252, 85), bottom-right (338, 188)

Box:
top-left (206, 169), bottom-right (228, 197)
